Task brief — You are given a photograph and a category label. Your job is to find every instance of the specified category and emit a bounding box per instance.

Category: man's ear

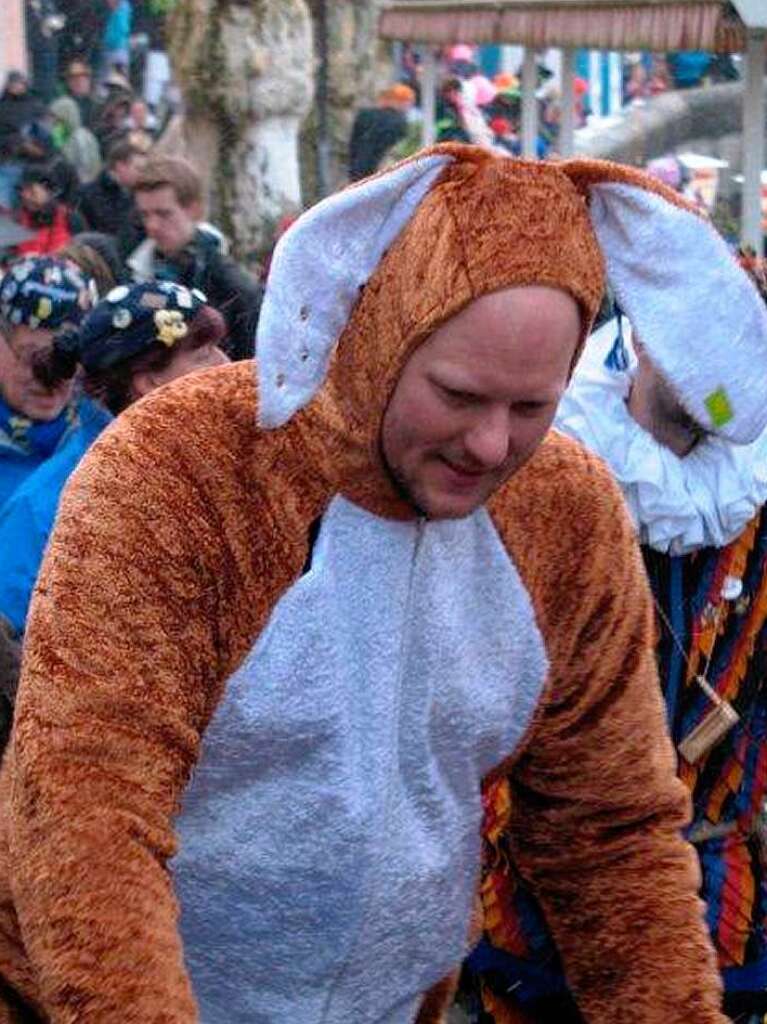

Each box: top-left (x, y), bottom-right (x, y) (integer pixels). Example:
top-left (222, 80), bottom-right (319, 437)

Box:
top-left (188, 199), bottom-right (204, 223)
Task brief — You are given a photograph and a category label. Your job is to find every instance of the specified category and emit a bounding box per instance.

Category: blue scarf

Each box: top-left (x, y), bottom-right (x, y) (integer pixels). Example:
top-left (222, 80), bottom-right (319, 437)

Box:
top-left (0, 394), bottom-right (76, 459)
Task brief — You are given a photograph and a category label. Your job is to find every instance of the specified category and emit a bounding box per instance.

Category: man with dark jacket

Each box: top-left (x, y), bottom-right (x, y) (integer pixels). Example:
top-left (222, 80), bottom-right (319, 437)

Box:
top-left (348, 84), bottom-right (415, 181)
top-left (0, 72), bottom-right (46, 209)
top-left (0, 73), bottom-right (46, 164)
top-left (128, 155), bottom-right (263, 360)
top-left (74, 139), bottom-right (144, 257)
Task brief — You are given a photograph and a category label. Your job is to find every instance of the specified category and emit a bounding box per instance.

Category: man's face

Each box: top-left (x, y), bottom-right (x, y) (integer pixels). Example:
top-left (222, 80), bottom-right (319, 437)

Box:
top-left (6, 77), bottom-right (27, 97)
top-left (66, 68), bottom-right (92, 97)
top-left (628, 346), bottom-right (706, 457)
top-left (112, 154), bottom-right (145, 189)
top-left (381, 286), bottom-right (581, 520)
top-left (135, 186), bottom-right (198, 257)
top-left (20, 182), bottom-right (52, 213)
top-left (0, 324), bottom-right (73, 421)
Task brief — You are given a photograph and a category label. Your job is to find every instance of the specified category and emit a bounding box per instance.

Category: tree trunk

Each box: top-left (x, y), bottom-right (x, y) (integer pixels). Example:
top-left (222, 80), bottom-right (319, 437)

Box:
top-left (301, 0), bottom-right (390, 205)
top-left (168, 0), bottom-right (313, 264)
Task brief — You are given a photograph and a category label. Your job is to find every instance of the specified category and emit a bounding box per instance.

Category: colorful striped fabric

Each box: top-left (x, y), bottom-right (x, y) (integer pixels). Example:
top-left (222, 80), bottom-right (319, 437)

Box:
top-left (477, 509), bottom-right (767, 1011)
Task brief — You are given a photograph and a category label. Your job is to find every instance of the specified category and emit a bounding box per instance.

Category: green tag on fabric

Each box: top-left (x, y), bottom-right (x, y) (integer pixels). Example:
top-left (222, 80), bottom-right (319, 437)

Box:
top-left (705, 387), bottom-right (734, 429)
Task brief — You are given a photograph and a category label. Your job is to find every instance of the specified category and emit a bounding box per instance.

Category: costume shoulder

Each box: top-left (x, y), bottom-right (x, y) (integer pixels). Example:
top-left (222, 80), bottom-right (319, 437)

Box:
top-left (489, 428), bottom-right (632, 635)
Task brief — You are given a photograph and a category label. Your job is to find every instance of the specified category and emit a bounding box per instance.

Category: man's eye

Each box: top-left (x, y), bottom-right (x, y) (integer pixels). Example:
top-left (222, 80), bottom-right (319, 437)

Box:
top-left (439, 384), bottom-right (476, 405)
top-left (514, 401), bottom-right (549, 417)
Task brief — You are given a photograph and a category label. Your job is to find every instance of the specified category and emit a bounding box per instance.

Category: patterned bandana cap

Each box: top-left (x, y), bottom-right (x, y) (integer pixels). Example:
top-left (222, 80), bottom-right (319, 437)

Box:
top-left (0, 256), bottom-right (97, 331)
top-left (71, 281), bottom-right (208, 373)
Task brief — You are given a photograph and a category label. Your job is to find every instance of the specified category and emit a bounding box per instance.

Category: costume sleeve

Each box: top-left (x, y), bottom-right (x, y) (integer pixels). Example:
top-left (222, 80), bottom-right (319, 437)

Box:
top-left (499, 449), bottom-right (727, 1024)
top-left (8, 416), bottom-right (228, 1022)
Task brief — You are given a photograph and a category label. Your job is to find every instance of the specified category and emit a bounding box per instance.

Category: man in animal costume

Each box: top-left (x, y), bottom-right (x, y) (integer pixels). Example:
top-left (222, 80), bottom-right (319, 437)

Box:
top-left (469, 313), bottom-right (767, 1023)
top-left (0, 144), bottom-right (765, 1023)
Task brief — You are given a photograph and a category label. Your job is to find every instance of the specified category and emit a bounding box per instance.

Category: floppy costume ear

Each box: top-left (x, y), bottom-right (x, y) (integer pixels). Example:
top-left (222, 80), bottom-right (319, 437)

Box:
top-left (563, 160), bottom-right (767, 445)
top-left (256, 152), bottom-right (456, 428)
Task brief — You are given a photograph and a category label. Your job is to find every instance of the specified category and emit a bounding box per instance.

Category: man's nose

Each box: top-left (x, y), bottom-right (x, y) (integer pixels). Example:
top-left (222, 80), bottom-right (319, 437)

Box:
top-left (462, 407), bottom-right (511, 469)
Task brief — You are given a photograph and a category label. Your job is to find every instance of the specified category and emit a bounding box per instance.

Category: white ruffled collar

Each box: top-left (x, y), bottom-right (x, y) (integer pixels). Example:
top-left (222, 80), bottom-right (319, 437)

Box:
top-left (555, 320), bottom-right (767, 554)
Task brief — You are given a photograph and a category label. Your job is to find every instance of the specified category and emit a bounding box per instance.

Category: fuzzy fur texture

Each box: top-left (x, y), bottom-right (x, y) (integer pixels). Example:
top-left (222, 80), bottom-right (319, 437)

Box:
top-left (588, 183), bottom-right (767, 443)
top-left (259, 144), bottom-right (761, 442)
top-left (258, 145), bottom-right (607, 428)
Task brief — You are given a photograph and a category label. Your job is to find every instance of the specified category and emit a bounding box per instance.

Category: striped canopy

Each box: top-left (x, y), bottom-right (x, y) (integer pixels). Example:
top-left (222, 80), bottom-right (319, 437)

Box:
top-left (378, 1), bottom-right (757, 54)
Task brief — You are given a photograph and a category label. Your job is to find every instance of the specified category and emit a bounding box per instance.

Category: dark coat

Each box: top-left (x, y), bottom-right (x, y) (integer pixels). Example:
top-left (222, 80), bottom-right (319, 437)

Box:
top-left (74, 168), bottom-right (143, 256)
top-left (138, 230), bottom-right (264, 361)
top-left (0, 89), bottom-right (47, 161)
top-left (70, 91), bottom-right (98, 133)
top-left (348, 106), bottom-right (408, 181)
top-left (0, 617), bottom-right (20, 756)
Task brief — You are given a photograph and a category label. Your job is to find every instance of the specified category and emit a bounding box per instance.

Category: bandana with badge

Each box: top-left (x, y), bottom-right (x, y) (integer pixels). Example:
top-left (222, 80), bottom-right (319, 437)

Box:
top-left (0, 256), bottom-right (96, 334)
top-left (0, 257), bottom-right (97, 456)
top-left (59, 281), bottom-right (209, 373)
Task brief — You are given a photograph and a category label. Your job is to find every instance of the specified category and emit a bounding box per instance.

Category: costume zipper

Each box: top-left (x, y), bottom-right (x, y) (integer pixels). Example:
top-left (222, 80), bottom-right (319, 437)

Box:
top-left (319, 515), bottom-right (426, 1023)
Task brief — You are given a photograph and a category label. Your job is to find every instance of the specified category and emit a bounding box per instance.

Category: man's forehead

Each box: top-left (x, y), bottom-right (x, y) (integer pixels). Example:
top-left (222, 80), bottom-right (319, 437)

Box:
top-left (423, 287), bottom-right (580, 349)
top-left (9, 324), bottom-right (56, 351)
top-left (136, 187), bottom-right (182, 212)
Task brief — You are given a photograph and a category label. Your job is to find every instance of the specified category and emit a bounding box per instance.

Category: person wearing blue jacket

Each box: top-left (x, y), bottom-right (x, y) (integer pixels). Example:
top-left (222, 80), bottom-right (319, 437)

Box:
top-left (100, 0), bottom-right (133, 80)
top-left (0, 255), bottom-right (98, 511)
top-left (0, 397), bottom-right (110, 635)
top-left (0, 279), bottom-right (228, 643)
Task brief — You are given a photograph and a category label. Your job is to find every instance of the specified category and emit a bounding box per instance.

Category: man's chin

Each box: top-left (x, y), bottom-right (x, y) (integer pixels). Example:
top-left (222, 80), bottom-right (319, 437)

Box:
top-left (417, 487), bottom-right (490, 521)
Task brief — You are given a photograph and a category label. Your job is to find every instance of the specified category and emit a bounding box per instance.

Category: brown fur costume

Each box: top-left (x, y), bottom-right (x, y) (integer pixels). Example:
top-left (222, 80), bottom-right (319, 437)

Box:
top-left (0, 147), bottom-right (727, 1023)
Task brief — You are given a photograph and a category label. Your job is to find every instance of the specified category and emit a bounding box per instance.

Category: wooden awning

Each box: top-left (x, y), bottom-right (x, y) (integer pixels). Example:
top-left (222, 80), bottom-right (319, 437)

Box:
top-left (379, 1), bottom-right (754, 53)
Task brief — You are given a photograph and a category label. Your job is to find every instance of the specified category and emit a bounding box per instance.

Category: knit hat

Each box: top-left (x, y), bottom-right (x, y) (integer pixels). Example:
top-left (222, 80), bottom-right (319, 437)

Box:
top-left (380, 84), bottom-right (416, 107)
top-left (4, 70), bottom-right (27, 89)
top-left (0, 256), bottom-right (96, 331)
top-left (64, 281), bottom-right (207, 374)
top-left (256, 143), bottom-right (767, 446)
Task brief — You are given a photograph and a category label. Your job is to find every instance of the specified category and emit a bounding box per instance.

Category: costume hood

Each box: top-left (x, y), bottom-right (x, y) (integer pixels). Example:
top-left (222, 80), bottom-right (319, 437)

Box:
top-left (256, 144), bottom-right (767, 475)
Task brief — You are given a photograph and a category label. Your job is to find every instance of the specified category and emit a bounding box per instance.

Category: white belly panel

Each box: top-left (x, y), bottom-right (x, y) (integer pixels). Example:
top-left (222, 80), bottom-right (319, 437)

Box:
top-left (173, 495), bottom-right (547, 1024)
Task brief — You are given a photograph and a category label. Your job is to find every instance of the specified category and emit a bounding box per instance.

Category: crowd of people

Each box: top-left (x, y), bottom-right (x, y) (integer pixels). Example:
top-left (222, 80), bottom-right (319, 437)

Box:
top-left (0, 22), bottom-right (265, 720)
top-left (25, 0), bottom-right (173, 106)
top-left (0, 49), bottom-right (264, 358)
top-left (0, 53), bottom-right (167, 259)
top-left (350, 43), bottom-right (742, 180)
